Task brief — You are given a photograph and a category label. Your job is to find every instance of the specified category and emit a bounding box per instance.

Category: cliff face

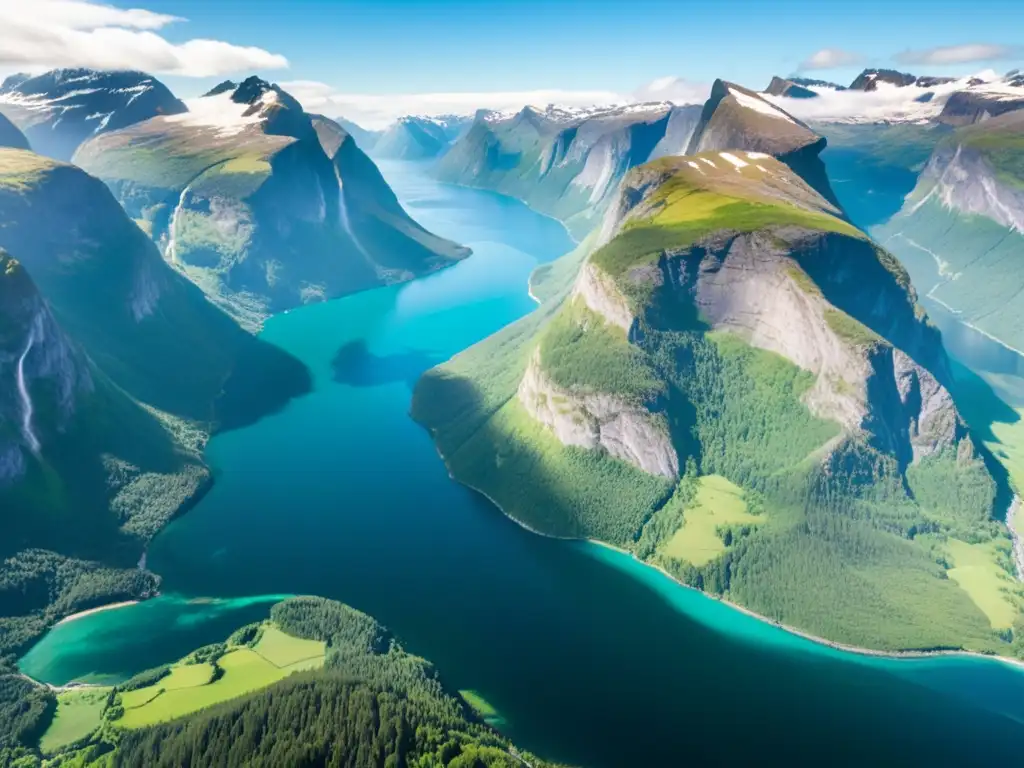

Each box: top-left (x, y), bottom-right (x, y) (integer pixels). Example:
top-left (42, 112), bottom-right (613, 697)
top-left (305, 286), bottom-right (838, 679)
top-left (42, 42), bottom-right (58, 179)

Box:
top-left (435, 103), bottom-right (704, 239)
top-left (0, 147), bottom-right (310, 430)
top-left (73, 80), bottom-right (466, 328)
top-left (876, 109), bottom-right (1024, 352)
top-left (0, 249), bottom-right (210, 632)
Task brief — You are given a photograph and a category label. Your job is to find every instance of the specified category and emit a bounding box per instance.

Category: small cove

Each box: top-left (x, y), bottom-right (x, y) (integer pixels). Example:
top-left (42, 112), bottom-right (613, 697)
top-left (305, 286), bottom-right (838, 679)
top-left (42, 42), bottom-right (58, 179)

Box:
top-left (20, 161), bottom-right (1024, 767)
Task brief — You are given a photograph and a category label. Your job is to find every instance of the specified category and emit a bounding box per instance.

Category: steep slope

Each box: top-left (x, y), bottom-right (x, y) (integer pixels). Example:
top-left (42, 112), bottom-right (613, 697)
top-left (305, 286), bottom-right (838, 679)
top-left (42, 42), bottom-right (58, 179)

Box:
top-left (0, 68), bottom-right (186, 160)
top-left (686, 80), bottom-right (841, 208)
top-left (333, 116), bottom-right (382, 150)
top-left (0, 249), bottom-right (210, 669)
top-left (73, 77), bottom-right (466, 328)
top-left (372, 114), bottom-right (469, 159)
top-left (436, 102), bottom-right (704, 238)
top-left (414, 151), bottom-right (1021, 653)
top-left (818, 122), bottom-right (952, 228)
top-left (875, 109), bottom-right (1024, 352)
top-left (0, 112), bottom-right (28, 150)
top-left (0, 148), bottom-right (310, 431)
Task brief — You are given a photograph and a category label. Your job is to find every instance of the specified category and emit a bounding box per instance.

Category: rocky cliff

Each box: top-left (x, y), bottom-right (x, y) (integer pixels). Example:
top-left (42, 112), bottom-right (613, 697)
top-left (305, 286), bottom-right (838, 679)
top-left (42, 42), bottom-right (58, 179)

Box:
top-left (876, 109), bottom-right (1024, 351)
top-left (435, 102), bottom-right (704, 238)
top-left (0, 147), bottom-right (310, 430)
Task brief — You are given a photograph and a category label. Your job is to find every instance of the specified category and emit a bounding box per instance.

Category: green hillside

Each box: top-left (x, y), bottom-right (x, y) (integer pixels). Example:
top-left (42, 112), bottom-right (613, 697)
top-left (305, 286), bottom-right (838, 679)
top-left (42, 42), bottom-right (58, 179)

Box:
top-left (414, 151), bottom-right (1023, 655)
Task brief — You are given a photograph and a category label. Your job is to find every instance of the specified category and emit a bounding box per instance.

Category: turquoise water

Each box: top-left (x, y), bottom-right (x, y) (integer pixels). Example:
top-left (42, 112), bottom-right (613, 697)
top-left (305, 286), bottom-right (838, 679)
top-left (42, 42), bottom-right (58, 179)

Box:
top-left (21, 162), bottom-right (1024, 766)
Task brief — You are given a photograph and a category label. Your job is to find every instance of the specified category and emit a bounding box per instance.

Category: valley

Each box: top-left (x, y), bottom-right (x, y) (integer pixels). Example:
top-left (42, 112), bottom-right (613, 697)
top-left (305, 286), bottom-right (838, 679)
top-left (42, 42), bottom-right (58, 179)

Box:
top-left (1, 34), bottom-right (1024, 766)
top-left (13, 159), bottom-right (1024, 768)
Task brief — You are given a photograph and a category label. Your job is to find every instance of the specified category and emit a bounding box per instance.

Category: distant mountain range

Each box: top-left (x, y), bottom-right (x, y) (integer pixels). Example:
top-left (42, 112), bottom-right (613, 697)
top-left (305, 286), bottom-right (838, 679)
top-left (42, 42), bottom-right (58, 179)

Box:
top-left (762, 67), bottom-right (1024, 126)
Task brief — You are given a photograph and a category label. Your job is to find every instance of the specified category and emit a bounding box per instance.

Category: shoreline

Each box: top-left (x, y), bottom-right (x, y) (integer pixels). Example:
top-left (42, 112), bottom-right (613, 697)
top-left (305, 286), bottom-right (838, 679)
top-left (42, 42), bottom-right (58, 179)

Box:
top-left (55, 600), bottom-right (140, 626)
top-left (427, 437), bottom-right (1024, 672)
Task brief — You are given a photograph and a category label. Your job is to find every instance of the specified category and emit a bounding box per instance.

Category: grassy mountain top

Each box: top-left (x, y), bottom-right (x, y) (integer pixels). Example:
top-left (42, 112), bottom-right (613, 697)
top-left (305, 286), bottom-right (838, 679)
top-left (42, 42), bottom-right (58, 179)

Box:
top-left (590, 152), bottom-right (863, 306)
top-left (73, 116), bottom-right (292, 194)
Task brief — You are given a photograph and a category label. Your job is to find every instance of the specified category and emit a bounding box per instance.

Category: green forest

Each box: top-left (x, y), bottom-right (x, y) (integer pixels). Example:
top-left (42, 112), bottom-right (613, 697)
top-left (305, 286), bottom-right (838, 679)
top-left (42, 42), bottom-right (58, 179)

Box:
top-left (1, 597), bottom-right (559, 768)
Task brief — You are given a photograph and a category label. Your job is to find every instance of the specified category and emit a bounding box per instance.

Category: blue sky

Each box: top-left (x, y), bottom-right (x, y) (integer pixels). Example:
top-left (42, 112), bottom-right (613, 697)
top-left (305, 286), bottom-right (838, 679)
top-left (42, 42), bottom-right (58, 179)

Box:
top-left (1, 0), bottom-right (1022, 125)
top-left (137, 0), bottom-right (1024, 96)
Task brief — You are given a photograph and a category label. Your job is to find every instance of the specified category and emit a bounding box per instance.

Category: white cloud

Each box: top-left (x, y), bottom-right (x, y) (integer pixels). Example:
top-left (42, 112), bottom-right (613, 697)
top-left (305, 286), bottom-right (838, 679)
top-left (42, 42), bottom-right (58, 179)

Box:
top-left (896, 44), bottom-right (1022, 66)
top-left (798, 48), bottom-right (864, 71)
top-left (281, 82), bottom-right (629, 129)
top-left (633, 76), bottom-right (709, 105)
top-left (0, 0), bottom-right (288, 77)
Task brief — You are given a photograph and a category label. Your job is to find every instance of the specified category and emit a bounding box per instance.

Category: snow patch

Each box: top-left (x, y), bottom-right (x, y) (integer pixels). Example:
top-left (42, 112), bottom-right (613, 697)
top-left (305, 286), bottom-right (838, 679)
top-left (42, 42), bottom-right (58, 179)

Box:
top-left (729, 88), bottom-right (796, 124)
top-left (719, 152), bottom-right (748, 170)
top-left (699, 157), bottom-right (717, 168)
top-left (166, 92), bottom-right (266, 137)
top-left (746, 151), bottom-right (770, 159)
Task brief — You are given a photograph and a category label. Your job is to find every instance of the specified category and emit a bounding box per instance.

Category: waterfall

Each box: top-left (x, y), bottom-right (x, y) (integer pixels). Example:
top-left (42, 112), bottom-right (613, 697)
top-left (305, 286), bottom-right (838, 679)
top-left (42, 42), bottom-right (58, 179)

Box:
top-left (164, 183), bottom-right (192, 263)
top-left (334, 167), bottom-right (371, 260)
top-left (16, 317), bottom-right (41, 456)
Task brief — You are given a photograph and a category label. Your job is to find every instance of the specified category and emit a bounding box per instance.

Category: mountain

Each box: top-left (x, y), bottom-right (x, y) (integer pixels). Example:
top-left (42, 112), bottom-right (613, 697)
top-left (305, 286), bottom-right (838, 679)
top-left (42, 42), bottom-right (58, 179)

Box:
top-left (372, 114), bottom-right (473, 159)
top-left (435, 102), bottom-right (704, 238)
top-left (73, 77), bottom-right (468, 328)
top-left (0, 68), bottom-right (186, 160)
top-left (414, 140), bottom-right (1019, 653)
top-left (0, 147), bottom-right (311, 667)
top-left (685, 80), bottom-right (841, 208)
top-left (875, 109), bottom-right (1024, 352)
top-left (764, 77), bottom-right (818, 99)
top-left (333, 116), bottom-right (382, 150)
top-left (0, 147), bottom-right (310, 429)
top-left (0, 247), bottom-right (207, 666)
top-left (762, 69), bottom-right (1024, 126)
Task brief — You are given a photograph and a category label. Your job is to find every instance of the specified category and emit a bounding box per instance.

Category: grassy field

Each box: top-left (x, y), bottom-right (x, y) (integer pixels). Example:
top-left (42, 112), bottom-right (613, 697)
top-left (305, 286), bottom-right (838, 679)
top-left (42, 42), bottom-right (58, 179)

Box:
top-left (945, 538), bottom-right (1021, 630)
top-left (661, 475), bottom-right (765, 566)
top-left (39, 688), bottom-right (111, 755)
top-left (116, 625), bottom-right (327, 729)
top-left (253, 625), bottom-right (327, 669)
top-left (459, 689), bottom-right (505, 728)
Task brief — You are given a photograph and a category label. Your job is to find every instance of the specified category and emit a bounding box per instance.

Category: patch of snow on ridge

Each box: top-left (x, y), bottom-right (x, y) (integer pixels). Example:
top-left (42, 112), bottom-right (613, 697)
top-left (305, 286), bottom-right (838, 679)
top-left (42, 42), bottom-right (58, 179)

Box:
top-left (729, 88), bottom-right (796, 124)
top-left (167, 92), bottom-right (265, 137)
top-left (699, 157), bottom-right (717, 168)
top-left (719, 152), bottom-right (748, 170)
top-left (746, 151), bottom-right (770, 159)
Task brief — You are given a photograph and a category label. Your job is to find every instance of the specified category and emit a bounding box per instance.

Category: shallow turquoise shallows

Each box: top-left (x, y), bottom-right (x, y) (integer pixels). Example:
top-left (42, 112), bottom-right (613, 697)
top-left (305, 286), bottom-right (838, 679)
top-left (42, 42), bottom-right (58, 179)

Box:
top-left (21, 161), bottom-right (1024, 767)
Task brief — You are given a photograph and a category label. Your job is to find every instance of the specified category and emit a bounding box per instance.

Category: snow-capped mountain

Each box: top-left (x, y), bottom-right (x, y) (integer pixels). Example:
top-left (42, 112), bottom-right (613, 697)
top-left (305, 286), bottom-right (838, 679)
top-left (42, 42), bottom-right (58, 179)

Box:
top-left (0, 68), bottom-right (186, 159)
top-left (762, 68), bottom-right (1024, 125)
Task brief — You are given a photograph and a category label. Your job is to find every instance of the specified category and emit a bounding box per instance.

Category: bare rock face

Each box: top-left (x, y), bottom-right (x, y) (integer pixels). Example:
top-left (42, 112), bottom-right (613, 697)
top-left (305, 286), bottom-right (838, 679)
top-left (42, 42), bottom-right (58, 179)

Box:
top-left (0, 252), bottom-right (92, 485)
top-left (913, 132), bottom-right (1024, 233)
top-left (518, 348), bottom-right (679, 479)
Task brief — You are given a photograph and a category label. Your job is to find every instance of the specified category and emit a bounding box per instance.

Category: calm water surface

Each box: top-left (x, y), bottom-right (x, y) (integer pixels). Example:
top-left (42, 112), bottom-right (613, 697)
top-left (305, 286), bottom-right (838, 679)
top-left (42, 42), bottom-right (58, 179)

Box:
top-left (21, 161), bottom-right (1024, 767)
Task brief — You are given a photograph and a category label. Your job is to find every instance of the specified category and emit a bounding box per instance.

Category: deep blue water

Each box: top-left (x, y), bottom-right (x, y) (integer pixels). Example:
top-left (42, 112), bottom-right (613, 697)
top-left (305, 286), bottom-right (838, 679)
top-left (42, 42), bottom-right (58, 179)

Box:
top-left (21, 161), bottom-right (1024, 767)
